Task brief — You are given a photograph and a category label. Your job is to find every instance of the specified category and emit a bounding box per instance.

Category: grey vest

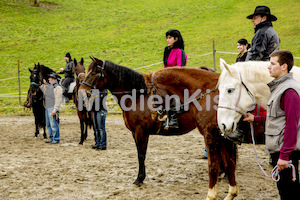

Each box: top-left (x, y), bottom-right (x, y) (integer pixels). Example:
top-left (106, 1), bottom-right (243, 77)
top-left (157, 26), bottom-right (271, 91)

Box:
top-left (265, 73), bottom-right (300, 154)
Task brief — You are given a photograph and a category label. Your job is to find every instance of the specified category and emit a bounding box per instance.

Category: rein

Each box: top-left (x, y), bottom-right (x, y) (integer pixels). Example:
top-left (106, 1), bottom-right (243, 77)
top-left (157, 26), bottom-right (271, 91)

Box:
top-left (81, 61), bottom-right (145, 96)
top-left (218, 71), bottom-right (296, 182)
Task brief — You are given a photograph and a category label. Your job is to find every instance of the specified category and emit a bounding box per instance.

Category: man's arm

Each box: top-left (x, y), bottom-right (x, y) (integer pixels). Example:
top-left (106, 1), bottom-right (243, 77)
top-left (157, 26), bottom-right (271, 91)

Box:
top-left (277, 89), bottom-right (300, 170)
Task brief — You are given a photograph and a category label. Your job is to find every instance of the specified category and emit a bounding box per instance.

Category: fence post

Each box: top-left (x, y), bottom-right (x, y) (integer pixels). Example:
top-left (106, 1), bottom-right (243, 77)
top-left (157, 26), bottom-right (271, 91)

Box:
top-left (213, 40), bottom-right (216, 71)
top-left (18, 60), bottom-right (21, 105)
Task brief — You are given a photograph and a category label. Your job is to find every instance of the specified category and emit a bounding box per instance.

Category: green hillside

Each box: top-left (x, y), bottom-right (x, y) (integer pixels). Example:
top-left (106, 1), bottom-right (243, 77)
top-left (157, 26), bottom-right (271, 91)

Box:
top-left (0, 0), bottom-right (299, 114)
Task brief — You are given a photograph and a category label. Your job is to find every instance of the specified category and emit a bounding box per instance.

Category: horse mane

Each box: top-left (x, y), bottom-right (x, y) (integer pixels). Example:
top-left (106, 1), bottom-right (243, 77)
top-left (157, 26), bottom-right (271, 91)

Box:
top-left (105, 60), bottom-right (147, 91)
top-left (219, 61), bottom-right (271, 85)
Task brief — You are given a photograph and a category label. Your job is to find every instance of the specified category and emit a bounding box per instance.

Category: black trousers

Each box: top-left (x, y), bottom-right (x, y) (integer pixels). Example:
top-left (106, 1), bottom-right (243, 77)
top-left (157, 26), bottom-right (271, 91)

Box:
top-left (61, 77), bottom-right (74, 96)
top-left (270, 151), bottom-right (300, 200)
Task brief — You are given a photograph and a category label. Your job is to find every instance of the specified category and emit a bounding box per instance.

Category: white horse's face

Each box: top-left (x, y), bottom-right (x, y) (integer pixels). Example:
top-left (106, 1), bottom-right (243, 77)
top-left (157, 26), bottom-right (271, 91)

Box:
top-left (217, 60), bottom-right (255, 133)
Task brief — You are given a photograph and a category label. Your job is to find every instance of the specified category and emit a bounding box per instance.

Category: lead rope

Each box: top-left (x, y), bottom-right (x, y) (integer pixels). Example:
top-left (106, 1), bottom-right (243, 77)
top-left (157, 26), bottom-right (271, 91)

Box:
top-left (249, 122), bottom-right (296, 182)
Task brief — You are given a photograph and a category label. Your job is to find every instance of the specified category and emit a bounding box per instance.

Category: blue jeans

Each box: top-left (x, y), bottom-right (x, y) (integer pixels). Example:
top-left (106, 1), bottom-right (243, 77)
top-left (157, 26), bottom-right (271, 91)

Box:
top-left (203, 145), bottom-right (208, 157)
top-left (93, 110), bottom-right (107, 148)
top-left (45, 108), bottom-right (60, 142)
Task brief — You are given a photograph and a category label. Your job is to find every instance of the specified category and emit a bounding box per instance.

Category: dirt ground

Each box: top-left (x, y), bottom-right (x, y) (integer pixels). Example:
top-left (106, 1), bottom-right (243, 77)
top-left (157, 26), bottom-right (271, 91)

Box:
top-left (0, 115), bottom-right (283, 200)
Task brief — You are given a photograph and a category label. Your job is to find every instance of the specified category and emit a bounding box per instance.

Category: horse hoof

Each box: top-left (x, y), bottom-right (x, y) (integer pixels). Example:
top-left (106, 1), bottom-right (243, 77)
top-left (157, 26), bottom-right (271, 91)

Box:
top-left (133, 179), bottom-right (143, 187)
top-left (79, 142), bottom-right (83, 145)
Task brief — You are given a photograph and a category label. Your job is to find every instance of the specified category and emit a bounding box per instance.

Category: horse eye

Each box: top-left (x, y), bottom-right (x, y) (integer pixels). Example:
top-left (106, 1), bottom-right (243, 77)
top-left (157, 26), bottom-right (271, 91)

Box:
top-left (228, 88), bottom-right (235, 93)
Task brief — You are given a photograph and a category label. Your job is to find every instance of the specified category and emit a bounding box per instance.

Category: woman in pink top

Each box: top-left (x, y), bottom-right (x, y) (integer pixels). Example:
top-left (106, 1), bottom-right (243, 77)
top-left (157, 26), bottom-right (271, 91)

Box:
top-left (163, 29), bottom-right (187, 68)
top-left (162, 29), bottom-right (187, 129)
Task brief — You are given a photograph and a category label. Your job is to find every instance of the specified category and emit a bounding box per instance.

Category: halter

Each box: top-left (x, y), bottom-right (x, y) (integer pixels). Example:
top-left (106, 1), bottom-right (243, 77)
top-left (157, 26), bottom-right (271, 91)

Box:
top-left (77, 72), bottom-right (86, 79)
top-left (30, 81), bottom-right (40, 86)
top-left (218, 72), bottom-right (255, 116)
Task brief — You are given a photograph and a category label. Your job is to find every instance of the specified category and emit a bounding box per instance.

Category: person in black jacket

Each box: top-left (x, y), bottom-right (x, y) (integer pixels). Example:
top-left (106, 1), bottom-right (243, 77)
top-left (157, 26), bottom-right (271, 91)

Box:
top-left (245, 6), bottom-right (280, 61)
top-left (57, 52), bottom-right (75, 97)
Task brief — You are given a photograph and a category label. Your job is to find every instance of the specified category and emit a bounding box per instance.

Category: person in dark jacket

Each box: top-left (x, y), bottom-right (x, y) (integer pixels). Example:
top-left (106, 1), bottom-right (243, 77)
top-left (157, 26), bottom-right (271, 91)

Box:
top-left (57, 52), bottom-right (75, 97)
top-left (225, 6), bottom-right (279, 144)
top-left (236, 38), bottom-right (250, 62)
top-left (245, 6), bottom-right (280, 61)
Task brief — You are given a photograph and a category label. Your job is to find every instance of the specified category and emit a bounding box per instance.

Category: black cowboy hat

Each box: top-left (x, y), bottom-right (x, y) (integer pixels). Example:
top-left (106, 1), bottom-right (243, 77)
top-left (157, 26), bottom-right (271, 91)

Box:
top-left (247, 6), bottom-right (277, 21)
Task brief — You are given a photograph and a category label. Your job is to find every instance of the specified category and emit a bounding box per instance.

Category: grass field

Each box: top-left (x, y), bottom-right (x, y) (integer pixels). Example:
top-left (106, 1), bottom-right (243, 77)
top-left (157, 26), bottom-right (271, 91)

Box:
top-left (0, 0), bottom-right (299, 115)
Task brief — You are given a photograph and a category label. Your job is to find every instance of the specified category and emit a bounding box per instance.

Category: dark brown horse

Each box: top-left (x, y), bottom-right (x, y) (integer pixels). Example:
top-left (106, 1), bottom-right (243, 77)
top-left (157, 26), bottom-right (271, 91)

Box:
top-left (24, 63), bottom-right (59, 138)
top-left (73, 58), bottom-right (94, 144)
top-left (24, 64), bottom-right (47, 138)
top-left (79, 57), bottom-right (237, 200)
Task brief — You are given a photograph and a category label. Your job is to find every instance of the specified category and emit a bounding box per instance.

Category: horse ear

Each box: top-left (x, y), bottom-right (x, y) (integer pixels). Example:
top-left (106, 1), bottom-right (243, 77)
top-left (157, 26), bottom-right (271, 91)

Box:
top-left (220, 58), bottom-right (232, 75)
top-left (94, 57), bottom-right (100, 62)
top-left (81, 57), bottom-right (84, 64)
top-left (90, 56), bottom-right (95, 62)
top-left (37, 63), bottom-right (40, 71)
top-left (74, 58), bottom-right (77, 66)
top-left (29, 68), bottom-right (32, 73)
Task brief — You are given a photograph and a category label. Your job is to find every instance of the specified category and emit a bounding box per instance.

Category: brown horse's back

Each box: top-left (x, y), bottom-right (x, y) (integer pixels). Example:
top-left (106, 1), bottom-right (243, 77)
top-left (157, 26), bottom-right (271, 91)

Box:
top-left (145, 67), bottom-right (220, 132)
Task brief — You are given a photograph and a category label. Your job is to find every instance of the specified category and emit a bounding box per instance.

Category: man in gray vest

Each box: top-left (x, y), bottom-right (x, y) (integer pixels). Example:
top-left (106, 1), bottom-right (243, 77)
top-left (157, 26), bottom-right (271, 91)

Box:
top-left (41, 72), bottom-right (63, 144)
top-left (244, 50), bottom-right (300, 200)
top-left (246, 6), bottom-right (280, 61)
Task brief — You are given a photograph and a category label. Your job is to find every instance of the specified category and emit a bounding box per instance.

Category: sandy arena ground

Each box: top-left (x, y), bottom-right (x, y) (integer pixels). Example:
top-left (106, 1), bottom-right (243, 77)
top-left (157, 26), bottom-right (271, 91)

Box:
top-left (0, 115), bottom-right (283, 199)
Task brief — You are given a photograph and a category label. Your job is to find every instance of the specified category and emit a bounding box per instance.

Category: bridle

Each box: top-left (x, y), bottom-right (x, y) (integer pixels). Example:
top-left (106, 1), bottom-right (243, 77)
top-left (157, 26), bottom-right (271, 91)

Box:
top-left (29, 70), bottom-right (43, 103)
top-left (82, 61), bottom-right (106, 88)
top-left (218, 71), bottom-right (255, 117)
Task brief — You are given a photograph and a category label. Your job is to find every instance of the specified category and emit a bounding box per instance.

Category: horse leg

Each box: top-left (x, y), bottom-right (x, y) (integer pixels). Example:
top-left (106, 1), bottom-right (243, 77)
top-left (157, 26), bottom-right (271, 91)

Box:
top-left (84, 118), bottom-right (88, 141)
top-left (132, 129), bottom-right (149, 185)
top-left (34, 113), bottom-right (39, 137)
top-left (34, 122), bottom-right (39, 137)
top-left (79, 118), bottom-right (85, 144)
top-left (205, 128), bottom-right (221, 200)
top-left (223, 141), bottom-right (238, 200)
top-left (42, 125), bottom-right (47, 139)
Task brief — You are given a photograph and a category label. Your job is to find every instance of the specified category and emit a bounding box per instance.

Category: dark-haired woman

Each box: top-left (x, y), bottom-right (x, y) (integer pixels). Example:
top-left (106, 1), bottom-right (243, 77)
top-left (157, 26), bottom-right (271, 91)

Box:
top-left (163, 29), bottom-right (187, 68)
top-left (162, 29), bottom-right (187, 129)
top-left (236, 38), bottom-right (250, 62)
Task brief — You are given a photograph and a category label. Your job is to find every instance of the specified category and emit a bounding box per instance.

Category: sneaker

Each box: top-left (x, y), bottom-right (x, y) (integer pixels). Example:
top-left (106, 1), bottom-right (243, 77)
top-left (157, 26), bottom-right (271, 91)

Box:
top-left (200, 155), bottom-right (208, 159)
top-left (45, 140), bottom-right (52, 143)
top-left (92, 144), bottom-right (99, 149)
top-left (51, 141), bottom-right (59, 144)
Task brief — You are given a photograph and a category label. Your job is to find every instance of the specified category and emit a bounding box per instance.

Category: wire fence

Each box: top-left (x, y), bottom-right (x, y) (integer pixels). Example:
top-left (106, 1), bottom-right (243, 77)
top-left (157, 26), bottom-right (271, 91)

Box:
top-left (1, 50), bottom-right (299, 113)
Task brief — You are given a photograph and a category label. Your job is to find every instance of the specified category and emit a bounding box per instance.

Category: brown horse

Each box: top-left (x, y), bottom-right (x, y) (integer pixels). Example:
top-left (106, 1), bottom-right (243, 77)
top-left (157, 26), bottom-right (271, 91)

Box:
top-left (79, 57), bottom-right (237, 200)
top-left (73, 58), bottom-right (94, 144)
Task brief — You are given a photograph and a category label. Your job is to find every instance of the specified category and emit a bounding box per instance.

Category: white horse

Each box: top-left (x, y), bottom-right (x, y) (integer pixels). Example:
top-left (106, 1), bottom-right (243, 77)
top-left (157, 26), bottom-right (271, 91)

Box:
top-left (217, 58), bottom-right (300, 134)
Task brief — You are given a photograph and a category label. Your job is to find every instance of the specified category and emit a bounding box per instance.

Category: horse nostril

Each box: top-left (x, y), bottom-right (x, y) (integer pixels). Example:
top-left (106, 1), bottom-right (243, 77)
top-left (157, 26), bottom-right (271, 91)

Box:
top-left (231, 122), bottom-right (235, 132)
top-left (222, 123), bottom-right (226, 131)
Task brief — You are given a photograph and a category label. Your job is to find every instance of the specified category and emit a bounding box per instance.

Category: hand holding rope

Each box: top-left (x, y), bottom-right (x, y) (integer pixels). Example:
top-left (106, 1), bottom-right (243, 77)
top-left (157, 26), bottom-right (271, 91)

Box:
top-left (249, 121), bottom-right (296, 182)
